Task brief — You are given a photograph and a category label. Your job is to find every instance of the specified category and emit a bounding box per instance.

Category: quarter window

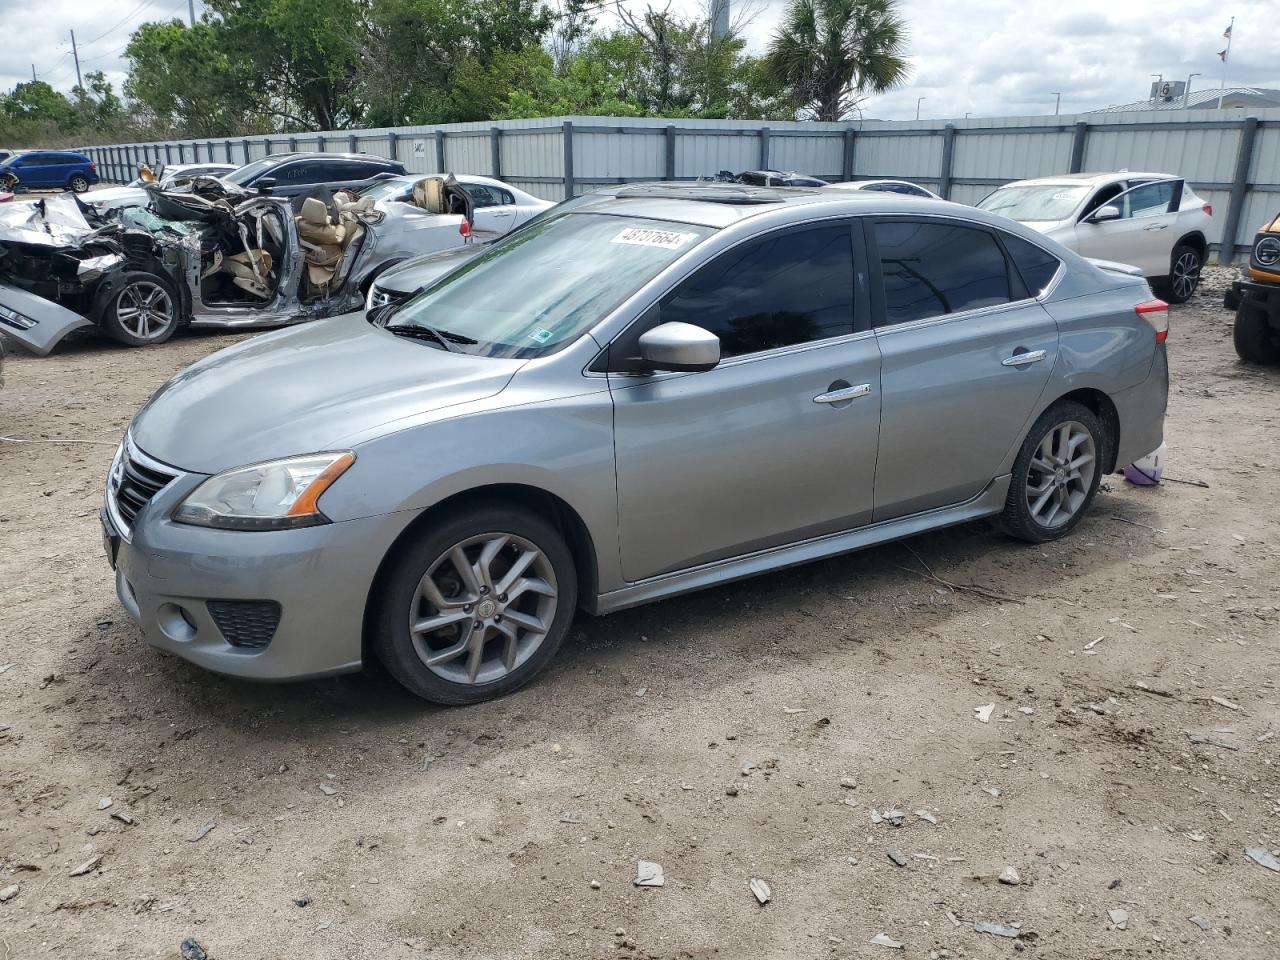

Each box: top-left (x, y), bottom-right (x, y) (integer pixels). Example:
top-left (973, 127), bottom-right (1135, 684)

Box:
top-left (1000, 234), bottom-right (1061, 297)
top-left (660, 224), bottom-right (856, 358)
top-left (1122, 180), bottom-right (1177, 219)
top-left (874, 220), bottom-right (1012, 326)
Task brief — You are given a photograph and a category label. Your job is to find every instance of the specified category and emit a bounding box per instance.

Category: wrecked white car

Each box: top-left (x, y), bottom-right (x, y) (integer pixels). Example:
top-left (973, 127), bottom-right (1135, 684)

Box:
top-left (0, 175), bottom-right (477, 354)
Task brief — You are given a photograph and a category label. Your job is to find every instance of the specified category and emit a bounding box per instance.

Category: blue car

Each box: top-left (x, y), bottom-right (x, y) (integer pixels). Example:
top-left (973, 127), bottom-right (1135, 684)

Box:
top-left (0, 150), bottom-right (100, 193)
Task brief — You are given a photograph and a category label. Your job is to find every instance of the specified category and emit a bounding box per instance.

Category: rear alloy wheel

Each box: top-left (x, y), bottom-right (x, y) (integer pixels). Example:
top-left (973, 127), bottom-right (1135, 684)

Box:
top-left (374, 503), bottom-right (577, 704)
top-left (998, 401), bottom-right (1105, 543)
top-left (1161, 243), bottom-right (1202, 304)
top-left (68, 174), bottom-right (90, 193)
top-left (102, 272), bottom-right (180, 347)
top-left (1233, 302), bottom-right (1280, 365)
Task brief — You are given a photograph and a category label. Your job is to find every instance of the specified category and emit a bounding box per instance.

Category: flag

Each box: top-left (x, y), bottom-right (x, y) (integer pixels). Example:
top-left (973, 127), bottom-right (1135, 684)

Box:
top-left (1223, 24), bottom-right (1232, 39)
top-left (1219, 48), bottom-right (1229, 62)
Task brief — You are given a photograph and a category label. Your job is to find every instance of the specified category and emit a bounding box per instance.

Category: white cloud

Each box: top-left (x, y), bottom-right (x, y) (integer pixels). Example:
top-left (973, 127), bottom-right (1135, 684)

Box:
top-left (3, 0), bottom-right (1277, 125)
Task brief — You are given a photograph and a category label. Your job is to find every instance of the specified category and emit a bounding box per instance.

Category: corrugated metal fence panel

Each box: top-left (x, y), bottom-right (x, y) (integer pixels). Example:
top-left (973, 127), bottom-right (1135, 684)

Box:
top-left (576, 129), bottom-right (665, 180)
top-left (355, 134), bottom-right (391, 157)
top-left (676, 131), bottom-right (759, 179)
top-left (442, 134), bottom-right (491, 176)
top-left (1240, 190), bottom-right (1278, 244)
top-left (507, 177), bottom-right (565, 202)
top-left (953, 130), bottom-right (1073, 181)
top-left (949, 182), bottom-right (996, 206)
top-left (771, 135), bottom-right (845, 178)
top-left (855, 133), bottom-right (942, 180)
top-left (1084, 124), bottom-right (1239, 184)
top-left (501, 129), bottom-right (563, 179)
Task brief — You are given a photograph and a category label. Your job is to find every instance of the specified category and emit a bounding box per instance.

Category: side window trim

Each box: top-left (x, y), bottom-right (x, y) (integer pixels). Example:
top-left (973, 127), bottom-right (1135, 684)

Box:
top-left (867, 215), bottom-right (1039, 332)
top-left (1106, 178), bottom-right (1183, 220)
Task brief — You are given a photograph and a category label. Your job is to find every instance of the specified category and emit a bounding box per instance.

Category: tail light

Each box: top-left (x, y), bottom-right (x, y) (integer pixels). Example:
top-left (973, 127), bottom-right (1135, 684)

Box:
top-left (1202, 202), bottom-right (1212, 216)
top-left (1136, 299), bottom-right (1169, 343)
top-left (89, 161), bottom-right (97, 171)
top-left (459, 219), bottom-right (471, 238)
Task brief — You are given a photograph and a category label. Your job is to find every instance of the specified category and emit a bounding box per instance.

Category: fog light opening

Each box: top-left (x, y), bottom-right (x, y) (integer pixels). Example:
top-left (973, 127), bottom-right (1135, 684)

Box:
top-left (157, 603), bottom-right (197, 642)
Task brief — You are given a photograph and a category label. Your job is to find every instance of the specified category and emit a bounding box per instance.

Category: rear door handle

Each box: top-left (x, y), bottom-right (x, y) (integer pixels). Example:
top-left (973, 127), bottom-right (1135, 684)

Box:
top-left (1002, 349), bottom-right (1046, 367)
top-left (814, 383), bottom-right (872, 404)
top-left (1142, 223), bottom-right (1168, 231)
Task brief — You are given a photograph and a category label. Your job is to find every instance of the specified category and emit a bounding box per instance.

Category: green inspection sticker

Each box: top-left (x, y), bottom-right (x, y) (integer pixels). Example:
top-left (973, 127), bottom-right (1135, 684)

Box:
top-left (529, 328), bottom-right (554, 344)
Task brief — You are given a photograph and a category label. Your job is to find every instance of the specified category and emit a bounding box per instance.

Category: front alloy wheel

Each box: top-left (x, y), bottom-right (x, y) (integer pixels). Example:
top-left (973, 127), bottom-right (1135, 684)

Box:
top-left (102, 271), bottom-right (181, 347)
top-left (374, 503), bottom-right (577, 704)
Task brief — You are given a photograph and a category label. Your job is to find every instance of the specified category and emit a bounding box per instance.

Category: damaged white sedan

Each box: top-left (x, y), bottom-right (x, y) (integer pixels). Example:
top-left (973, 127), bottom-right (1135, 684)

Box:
top-left (0, 175), bottom-right (478, 354)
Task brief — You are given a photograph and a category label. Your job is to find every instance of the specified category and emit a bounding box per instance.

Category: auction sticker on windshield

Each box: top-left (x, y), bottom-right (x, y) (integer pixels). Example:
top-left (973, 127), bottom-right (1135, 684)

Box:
top-left (610, 227), bottom-right (697, 249)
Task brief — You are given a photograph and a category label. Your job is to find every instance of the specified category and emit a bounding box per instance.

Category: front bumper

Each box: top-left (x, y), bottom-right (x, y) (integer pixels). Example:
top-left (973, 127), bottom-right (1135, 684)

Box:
top-left (1224, 277), bottom-right (1280, 320)
top-left (104, 494), bottom-right (414, 681)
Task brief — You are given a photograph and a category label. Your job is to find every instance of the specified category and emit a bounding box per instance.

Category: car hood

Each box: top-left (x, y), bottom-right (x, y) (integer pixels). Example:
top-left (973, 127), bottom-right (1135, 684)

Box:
top-left (130, 312), bottom-right (523, 474)
top-left (376, 244), bottom-right (487, 295)
top-left (84, 186), bottom-right (146, 208)
top-left (1019, 218), bottom-right (1074, 238)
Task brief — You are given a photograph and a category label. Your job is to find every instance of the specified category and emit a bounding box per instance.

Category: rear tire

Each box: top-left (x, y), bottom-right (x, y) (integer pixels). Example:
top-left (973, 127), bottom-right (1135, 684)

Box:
top-left (998, 400), bottom-right (1106, 544)
top-left (1153, 243), bottom-right (1201, 304)
top-left (1233, 302), bottom-right (1280, 365)
top-left (372, 502), bottom-right (578, 705)
top-left (68, 174), bottom-right (90, 194)
top-left (101, 271), bottom-right (180, 347)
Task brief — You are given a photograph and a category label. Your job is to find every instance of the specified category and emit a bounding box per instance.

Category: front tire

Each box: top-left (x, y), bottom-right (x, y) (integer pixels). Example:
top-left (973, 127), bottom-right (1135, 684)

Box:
top-left (1154, 243), bottom-right (1202, 304)
top-left (373, 503), bottom-right (578, 705)
top-left (998, 401), bottom-right (1105, 543)
top-left (101, 271), bottom-right (180, 347)
top-left (1233, 302), bottom-right (1280, 365)
top-left (68, 174), bottom-right (90, 193)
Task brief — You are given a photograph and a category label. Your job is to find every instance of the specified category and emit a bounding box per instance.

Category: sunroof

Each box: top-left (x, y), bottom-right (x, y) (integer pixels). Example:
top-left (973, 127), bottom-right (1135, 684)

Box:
top-left (613, 183), bottom-right (788, 205)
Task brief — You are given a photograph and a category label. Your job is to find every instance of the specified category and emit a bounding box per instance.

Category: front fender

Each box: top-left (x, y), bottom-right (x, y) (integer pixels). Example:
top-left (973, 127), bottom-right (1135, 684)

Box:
top-left (0, 281), bottom-right (93, 356)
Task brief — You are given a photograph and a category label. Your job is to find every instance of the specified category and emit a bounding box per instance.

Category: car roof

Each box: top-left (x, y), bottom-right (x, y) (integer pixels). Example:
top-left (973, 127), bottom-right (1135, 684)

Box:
top-left (261, 152), bottom-right (398, 164)
top-left (563, 181), bottom-right (1017, 229)
top-left (997, 171), bottom-right (1177, 189)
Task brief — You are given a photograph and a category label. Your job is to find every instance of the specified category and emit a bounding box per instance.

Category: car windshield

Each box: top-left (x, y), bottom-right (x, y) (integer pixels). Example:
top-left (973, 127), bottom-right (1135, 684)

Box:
top-left (223, 155), bottom-right (282, 186)
top-left (358, 178), bottom-right (413, 201)
top-left (388, 213), bottom-right (714, 359)
top-left (978, 184), bottom-right (1090, 222)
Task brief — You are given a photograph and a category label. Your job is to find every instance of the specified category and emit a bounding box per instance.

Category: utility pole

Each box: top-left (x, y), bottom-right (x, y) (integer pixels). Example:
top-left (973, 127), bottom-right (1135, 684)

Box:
top-left (188, 0), bottom-right (196, 26)
top-left (1184, 73), bottom-right (1201, 108)
top-left (1218, 16), bottom-right (1234, 108)
top-left (915, 97), bottom-right (925, 120)
top-left (1052, 92), bottom-right (1061, 115)
top-left (31, 64), bottom-right (36, 83)
top-left (69, 29), bottom-right (83, 91)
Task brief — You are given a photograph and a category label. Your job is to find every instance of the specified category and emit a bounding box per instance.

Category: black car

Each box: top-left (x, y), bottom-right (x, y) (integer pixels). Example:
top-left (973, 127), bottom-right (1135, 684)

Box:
top-left (220, 152), bottom-right (405, 201)
top-left (734, 169), bottom-right (829, 187)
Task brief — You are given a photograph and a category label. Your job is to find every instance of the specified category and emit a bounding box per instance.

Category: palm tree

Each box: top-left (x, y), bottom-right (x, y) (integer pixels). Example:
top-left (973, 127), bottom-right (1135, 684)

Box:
top-left (766, 0), bottom-right (909, 121)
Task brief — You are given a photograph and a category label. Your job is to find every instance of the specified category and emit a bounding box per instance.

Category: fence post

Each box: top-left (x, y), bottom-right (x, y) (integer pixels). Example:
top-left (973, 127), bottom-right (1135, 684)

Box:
top-left (264, 138), bottom-right (272, 156)
top-left (1220, 117), bottom-right (1259, 266)
top-left (387, 131), bottom-right (398, 161)
top-left (490, 126), bottom-right (502, 179)
top-left (938, 123), bottom-right (956, 200)
top-left (221, 141), bottom-right (230, 163)
top-left (562, 121), bottom-right (575, 197)
top-left (665, 125), bottom-right (676, 180)
top-left (163, 143), bottom-right (171, 165)
top-left (348, 133), bottom-right (358, 153)
top-left (842, 128), bottom-right (856, 181)
top-left (316, 134), bottom-right (326, 153)
top-left (287, 136), bottom-right (297, 152)
top-left (434, 130), bottom-right (445, 173)
top-left (242, 139), bottom-right (250, 164)
top-left (759, 127), bottom-right (770, 169)
top-left (1069, 121), bottom-right (1088, 174)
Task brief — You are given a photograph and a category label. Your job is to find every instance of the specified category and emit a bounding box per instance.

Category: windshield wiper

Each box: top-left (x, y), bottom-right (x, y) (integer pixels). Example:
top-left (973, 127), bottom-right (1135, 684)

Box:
top-left (383, 323), bottom-right (477, 352)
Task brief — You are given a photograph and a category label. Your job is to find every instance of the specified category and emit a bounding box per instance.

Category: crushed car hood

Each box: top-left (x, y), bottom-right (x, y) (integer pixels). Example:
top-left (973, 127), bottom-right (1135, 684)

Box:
top-left (130, 312), bottom-right (522, 473)
top-left (0, 193), bottom-right (94, 247)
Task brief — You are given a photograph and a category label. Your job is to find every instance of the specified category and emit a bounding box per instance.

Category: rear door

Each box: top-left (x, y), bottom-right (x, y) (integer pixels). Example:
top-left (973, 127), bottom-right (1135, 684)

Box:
top-left (1073, 179), bottom-right (1181, 276)
top-left (869, 217), bottom-right (1059, 520)
top-left (464, 184), bottom-right (517, 235)
top-left (609, 219), bottom-right (883, 582)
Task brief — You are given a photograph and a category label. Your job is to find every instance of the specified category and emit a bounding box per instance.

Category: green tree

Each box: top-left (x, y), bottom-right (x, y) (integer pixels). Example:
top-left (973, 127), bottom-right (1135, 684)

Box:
top-left (765, 0), bottom-right (909, 121)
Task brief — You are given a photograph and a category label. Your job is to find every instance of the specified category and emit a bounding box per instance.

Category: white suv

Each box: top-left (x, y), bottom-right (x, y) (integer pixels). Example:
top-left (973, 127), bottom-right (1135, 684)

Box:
top-left (977, 172), bottom-right (1212, 302)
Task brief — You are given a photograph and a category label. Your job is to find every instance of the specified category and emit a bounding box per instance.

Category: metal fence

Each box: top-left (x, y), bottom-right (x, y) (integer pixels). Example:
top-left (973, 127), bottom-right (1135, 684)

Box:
top-left (79, 109), bottom-right (1280, 261)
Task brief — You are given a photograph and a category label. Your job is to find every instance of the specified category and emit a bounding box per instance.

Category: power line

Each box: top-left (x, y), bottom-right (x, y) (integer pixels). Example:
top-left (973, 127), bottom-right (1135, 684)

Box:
top-left (80, 0), bottom-right (156, 49)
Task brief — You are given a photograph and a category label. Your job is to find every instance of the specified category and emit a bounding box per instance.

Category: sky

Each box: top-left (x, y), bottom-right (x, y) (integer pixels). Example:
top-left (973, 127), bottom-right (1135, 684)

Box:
top-left (3, 0), bottom-right (1279, 121)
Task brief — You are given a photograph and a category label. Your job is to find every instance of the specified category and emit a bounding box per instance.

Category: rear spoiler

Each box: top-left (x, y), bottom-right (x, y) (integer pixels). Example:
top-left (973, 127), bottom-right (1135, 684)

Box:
top-left (1086, 257), bottom-right (1144, 279)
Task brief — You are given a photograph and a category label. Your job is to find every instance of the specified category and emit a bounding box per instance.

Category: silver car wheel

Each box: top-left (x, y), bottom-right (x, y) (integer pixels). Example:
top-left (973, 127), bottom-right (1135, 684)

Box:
top-left (115, 281), bottom-right (175, 340)
top-left (1025, 420), bottom-right (1097, 529)
top-left (409, 532), bottom-right (558, 685)
top-left (1171, 250), bottom-right (1200, 301)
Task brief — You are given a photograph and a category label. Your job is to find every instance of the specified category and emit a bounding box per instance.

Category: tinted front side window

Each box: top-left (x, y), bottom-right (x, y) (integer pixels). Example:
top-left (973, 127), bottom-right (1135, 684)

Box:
top-left (874, 220), bottom-right (1011, 326)
top-left (1001, 233), bottom-right (1061, 297)
top-left (661, 224), bottom-right (854, 357)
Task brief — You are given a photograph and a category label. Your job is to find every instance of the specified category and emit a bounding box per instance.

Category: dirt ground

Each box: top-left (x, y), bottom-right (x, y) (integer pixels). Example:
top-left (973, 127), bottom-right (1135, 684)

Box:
top-left (1, 267), bottom-right (1277, 960)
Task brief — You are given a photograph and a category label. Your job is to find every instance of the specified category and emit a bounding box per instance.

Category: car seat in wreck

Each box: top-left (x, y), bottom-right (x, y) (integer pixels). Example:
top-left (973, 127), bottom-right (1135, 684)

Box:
top-left (294, 191), bottom-right (378, 298)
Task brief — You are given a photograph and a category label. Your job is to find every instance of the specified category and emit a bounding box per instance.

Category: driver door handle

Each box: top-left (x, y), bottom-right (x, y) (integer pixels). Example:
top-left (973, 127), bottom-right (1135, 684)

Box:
top-left (1143, 223), bottom-right (1168, 231)
top-left (1002, 349), bottom-right (1047, 367)
top-left (814, 383), bottom-right (872, 404)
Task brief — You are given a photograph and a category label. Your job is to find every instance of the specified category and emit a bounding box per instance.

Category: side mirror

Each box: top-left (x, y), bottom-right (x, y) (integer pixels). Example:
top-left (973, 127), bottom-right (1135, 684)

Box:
top-left (255, 177), bottom-right (277, 193)
top-left (1088, 204), bottom-right (1121, 223)
top-left (638, 321), bottom-right (720, 372)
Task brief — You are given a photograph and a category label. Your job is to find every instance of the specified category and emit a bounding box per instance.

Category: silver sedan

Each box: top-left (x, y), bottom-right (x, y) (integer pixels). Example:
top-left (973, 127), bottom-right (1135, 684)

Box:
top-left (103, 183), bottom-right (1169, 704)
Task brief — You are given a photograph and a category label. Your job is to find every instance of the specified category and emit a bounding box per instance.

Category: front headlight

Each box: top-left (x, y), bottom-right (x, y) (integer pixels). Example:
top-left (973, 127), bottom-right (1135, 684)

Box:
top-left (1254, 235), bottom-right (1280, 267)
top-left (173, 451), bottom-right (355, 530)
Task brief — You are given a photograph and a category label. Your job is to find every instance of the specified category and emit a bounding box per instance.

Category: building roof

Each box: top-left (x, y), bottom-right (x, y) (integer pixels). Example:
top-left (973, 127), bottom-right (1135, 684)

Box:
top-left (1088, 86), bottom-right (1280, 114)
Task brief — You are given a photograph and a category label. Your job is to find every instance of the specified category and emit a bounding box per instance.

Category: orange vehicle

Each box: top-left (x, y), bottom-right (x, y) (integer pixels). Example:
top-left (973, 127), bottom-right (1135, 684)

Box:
top-left (1225, 212), bottom-right (1280, 363)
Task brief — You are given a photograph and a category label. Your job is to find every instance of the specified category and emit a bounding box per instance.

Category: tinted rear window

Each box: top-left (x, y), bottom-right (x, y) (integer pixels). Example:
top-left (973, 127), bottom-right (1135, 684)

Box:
top-left (874, 220), bottom-right (1012, 326)
top-left (1001, 234), bottom-right (1061, 297)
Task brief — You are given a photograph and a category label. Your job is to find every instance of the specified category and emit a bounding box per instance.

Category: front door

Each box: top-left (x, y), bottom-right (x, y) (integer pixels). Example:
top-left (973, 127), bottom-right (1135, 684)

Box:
top-left (609, 220), bottom-right (883, 582)
top-left (869, 218), bottom-right (1059, 520)
top-left (1073, 179), bottom-right (1181, 276)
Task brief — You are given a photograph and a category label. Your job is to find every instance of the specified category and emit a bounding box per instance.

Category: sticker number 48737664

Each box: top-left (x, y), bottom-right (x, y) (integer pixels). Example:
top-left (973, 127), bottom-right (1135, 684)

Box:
top-left (610, 227), bottom-right (697, 250)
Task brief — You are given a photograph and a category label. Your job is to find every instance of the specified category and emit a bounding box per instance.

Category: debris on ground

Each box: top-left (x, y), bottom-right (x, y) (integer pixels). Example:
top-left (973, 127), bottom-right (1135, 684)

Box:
top-left (749, 878), bottom-right (771, 905)
top-left (1185, 731), bottom-right (1239, 750)
top-left (1210, 695), bottom-right (1241, 711)
top-left (69, 854), bottom-right (102, 877)
top-left (187, 821), bottom-right (216, 843)
top-left (886, 848), bottom-right (908, 867)
top-left (870, 933), bottom-right (904, 949)
top-left (974, 921), bottom-right (1020, 938)
top-left (1108, 908), bottom-right (1129, 930)
top-left (110, 810), bottom-right (134, 826)
top-left (97, 797), bottom-right (113, 810)
top-left (915, 810), bottom-right (937, 825)
top-left (0, 884), bottom-right (18, 902)
top-left (1245, 847), bottom-right (1280, 872)
top-left (974, 703), bottom-right (995, 723)
top-left (998, 865), bottom-right (1021, 886)
top-left (1189, 915), bottom-right (1211, 931)
top-left (179, 938), bottom-right (208, 960)
top-left (318, 783), bottom-right (338, 796)
top-left (634, 861), bottom-right (665, 887)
